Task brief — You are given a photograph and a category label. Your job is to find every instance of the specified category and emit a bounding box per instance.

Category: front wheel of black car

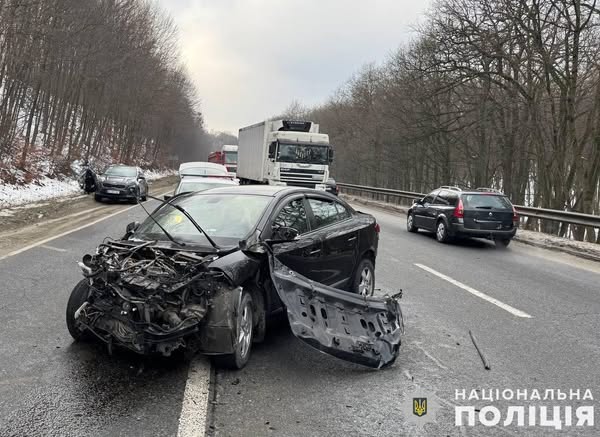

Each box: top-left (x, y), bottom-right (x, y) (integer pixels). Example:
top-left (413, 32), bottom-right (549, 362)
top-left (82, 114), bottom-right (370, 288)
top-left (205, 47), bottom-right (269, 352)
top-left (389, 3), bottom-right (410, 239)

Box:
top-left (66, 280), bottom-right (92, 341)
top-left (352, 258), bottom-right (375, 296)
top-left (495, 238), bottom-right (511, 248)
top-left (212, 291), bottom-right (254, 370)
top-left (407, 213), bottom-right (418, 233)
top-left (436, 220), bottom-right (450, 243)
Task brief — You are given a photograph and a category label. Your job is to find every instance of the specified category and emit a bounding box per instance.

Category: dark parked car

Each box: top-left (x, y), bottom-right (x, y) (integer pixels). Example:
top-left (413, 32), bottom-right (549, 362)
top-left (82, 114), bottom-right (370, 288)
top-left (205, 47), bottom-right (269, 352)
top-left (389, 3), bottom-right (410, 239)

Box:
top-left (95, 165), bottom-right (148, 203)
top-left (407, 187), bottom-right (519, 247)
top-left (66, 186), bottom-right (403, 370)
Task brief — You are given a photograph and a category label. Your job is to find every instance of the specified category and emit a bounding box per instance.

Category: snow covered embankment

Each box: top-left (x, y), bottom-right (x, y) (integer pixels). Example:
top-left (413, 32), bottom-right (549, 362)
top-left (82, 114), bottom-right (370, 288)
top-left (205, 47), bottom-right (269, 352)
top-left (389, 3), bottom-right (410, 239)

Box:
top-left (0, 168), bottom-right (176, 209)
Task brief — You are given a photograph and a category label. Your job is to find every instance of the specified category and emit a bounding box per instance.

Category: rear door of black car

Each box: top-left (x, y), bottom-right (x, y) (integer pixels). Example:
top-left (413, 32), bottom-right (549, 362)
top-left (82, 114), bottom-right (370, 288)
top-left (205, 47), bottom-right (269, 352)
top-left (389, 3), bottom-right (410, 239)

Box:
top-left (305, 196), bottom-right (358, 289)
top-left (461, 193), bottom-right (514, 230)
top-left (269, 195), bottom-right (326, 282)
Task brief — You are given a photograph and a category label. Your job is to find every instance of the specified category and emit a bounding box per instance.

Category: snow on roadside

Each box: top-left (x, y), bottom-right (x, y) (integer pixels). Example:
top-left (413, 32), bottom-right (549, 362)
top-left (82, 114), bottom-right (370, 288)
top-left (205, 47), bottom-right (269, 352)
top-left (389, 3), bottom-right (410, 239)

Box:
top-left (0, 176), bottom-right (81, 209)
top-left (0, 168), bottom-right (176, 209)
top-left (144, 168), bottom-right (177, 181)
top-left (514, 229), bottom-right (600, 261)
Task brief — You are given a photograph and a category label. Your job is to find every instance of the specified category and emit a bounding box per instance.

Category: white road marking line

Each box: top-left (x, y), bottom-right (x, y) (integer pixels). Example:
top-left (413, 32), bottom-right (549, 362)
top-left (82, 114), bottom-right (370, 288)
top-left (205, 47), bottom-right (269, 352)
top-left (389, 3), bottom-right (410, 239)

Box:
top-left (0, 190), bottom-right (172, 262)
top-left (177, 358), bottom-right (211, 437)
top-left (412, 343), bottom-right (449, 370)
top-left (40, 245), bottom-right (67, 253)
top-left (414, 263), bottom-right (532, 318)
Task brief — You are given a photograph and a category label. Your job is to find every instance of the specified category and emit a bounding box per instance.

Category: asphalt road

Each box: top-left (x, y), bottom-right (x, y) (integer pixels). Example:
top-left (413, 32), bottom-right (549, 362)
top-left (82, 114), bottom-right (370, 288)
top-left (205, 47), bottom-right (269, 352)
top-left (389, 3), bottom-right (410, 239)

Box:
top-left (0, 195), bottom-right (599, 436)
top-left (211, 202), bottom-right (600, 437)
top-left (0, 194), bottom-right (190, 437)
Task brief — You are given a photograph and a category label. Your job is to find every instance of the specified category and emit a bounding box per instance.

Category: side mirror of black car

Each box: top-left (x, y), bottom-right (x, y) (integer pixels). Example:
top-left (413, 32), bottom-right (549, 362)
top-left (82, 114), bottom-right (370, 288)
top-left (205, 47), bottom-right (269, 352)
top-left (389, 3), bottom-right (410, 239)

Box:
top-left (164, 194), bottom-right (172, 201)
top-left (272, 226), bottom-right (299, 242)
top-left (125, 221), bottom-right (140, 237)
top-left (412, 199), bottom-right (422, 205)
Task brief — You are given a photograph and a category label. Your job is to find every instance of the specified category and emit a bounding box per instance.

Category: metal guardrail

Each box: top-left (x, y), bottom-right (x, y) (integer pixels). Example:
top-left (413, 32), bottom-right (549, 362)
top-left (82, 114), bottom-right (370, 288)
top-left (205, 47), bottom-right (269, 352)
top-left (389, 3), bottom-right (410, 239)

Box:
top-left (337, 182), bottom-right (600, 229)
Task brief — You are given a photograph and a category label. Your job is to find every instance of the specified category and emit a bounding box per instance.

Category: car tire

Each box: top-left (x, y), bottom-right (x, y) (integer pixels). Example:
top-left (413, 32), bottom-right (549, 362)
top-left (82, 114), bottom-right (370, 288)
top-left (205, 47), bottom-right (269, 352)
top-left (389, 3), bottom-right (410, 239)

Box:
top-left (66, 279), bottom-right (92, 341)
top-left (435, 220), bottom-right (450, 243)
top-left (495, 238), bottom-right (511, 248)
top-left (352, 258), bottom-right (375, 296)
top-left (94, 194), bottom-right (102, 202)
top-left (407, 213), bottom-right (418, 233)
top-left (212, 291), bottom-right (254, 370)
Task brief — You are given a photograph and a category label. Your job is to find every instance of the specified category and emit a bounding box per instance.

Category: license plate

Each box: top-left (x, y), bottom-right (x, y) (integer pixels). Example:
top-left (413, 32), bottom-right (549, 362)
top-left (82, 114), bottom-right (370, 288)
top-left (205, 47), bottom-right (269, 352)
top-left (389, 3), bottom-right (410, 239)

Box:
top-left (106, 189), bottom-right (120, 194)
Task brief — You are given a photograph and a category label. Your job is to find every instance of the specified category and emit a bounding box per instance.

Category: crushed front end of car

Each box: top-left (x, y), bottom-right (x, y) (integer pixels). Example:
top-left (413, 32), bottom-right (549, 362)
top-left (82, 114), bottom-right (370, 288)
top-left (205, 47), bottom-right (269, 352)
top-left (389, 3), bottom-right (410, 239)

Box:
top-left (70, 240), bottom-right (243, 357)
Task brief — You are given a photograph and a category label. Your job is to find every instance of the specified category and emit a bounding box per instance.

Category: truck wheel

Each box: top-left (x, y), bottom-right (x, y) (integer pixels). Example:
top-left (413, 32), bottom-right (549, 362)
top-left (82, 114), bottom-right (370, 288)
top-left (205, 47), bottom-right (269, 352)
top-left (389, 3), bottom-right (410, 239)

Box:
top-left (66, 280), bottom-right (92, 341)
top-left (212, 290), bottom-right (254, 369)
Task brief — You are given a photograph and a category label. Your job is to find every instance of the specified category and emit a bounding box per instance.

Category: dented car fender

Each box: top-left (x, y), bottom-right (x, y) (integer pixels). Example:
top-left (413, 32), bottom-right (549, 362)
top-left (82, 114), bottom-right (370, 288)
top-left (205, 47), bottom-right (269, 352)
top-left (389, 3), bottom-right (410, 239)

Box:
top-left (208, 249), bottom-right (261, 286)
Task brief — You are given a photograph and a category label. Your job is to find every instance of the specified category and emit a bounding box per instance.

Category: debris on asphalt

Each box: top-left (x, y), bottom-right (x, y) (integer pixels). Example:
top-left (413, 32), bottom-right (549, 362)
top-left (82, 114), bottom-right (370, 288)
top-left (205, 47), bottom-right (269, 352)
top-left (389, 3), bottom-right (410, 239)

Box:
top-left (469, 330), bottom-right (491, 370)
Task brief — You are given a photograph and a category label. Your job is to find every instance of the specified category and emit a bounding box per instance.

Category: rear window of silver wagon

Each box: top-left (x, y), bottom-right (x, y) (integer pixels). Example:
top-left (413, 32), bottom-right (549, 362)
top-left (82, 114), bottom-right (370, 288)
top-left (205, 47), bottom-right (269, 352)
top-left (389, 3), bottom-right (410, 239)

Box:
top-left (461, 194), bottom-right (512, 209)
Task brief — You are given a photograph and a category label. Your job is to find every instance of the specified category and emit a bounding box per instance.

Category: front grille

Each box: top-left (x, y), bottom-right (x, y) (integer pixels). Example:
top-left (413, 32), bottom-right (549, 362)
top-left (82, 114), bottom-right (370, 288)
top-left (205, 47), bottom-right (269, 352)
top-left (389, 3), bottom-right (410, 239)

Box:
top-left (281, 174), bottom-right (316, 180)
top-left (280, 168), bottom-right (325, 175)
top-left (284, 181), bottom-right (317, 189)
top-left (104, 182), bottom-right (126, 189)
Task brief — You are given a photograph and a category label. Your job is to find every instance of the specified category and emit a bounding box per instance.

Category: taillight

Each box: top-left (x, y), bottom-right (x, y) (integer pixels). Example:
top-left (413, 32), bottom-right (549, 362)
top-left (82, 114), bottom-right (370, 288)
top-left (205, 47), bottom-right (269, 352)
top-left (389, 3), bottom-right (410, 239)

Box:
top-left (512, 205), bottom-right (519, 222)
top-left (374, 222), bottom-right (381, 233)
top-left (453, 198), bottom-right (464, 218)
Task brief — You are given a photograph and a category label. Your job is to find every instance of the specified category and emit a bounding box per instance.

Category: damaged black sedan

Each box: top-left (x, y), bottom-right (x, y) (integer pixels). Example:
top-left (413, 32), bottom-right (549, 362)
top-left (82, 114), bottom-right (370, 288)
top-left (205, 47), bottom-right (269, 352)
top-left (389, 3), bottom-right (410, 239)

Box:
top-left (66, 186), bottom-right (404, 369)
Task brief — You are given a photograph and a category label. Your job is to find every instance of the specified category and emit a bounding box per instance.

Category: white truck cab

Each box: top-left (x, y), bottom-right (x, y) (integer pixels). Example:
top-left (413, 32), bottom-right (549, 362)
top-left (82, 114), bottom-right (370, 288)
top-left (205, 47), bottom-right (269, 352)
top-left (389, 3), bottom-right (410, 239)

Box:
top-left (237, 120), bottom-right (333, 189)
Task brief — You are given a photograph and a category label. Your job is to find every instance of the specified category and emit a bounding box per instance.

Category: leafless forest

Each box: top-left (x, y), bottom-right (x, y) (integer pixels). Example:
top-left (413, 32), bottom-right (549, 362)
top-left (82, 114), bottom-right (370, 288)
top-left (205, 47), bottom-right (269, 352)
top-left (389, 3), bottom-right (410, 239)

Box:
top-left (284, 0), bottom-right (600, 242)
top-left (0, 0), bottom-right (206, 181)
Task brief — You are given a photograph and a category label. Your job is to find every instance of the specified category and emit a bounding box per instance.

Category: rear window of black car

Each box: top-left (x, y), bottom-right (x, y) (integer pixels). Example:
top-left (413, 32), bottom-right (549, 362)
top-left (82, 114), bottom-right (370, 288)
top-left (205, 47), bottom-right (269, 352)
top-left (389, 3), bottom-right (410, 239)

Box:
top-left (461, 194), bottom-right (512, 209)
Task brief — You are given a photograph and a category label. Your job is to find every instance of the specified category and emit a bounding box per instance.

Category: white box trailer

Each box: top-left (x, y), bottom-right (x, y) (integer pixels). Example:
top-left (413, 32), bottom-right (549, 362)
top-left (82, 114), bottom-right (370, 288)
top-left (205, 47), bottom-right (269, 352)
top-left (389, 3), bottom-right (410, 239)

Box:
top-left (237, 120), bottom-right (333, 189)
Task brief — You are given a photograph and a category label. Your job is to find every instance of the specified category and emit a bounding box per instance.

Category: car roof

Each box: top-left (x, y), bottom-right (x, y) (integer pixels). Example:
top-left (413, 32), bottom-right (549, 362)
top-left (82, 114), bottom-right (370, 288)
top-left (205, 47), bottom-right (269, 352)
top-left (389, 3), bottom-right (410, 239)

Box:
top-left (179, 161), bottom-right (227, 171)
top-left (178, 176), bottom-right (238, 185)
top-left (108, 164), bottom-right (135, 169)
top-left (187, 185), bottom-right (310, 197)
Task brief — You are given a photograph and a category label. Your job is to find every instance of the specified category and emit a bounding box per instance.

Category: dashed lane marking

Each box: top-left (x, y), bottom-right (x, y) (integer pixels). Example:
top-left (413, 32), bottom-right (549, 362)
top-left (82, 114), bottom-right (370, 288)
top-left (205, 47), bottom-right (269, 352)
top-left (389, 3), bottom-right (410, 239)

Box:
top-left (414, 263), bottom-right (532, 318)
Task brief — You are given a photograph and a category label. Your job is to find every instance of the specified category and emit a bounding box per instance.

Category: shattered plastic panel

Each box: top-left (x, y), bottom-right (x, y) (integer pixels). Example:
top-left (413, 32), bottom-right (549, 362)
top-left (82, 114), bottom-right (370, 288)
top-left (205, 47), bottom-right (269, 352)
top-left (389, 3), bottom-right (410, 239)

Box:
top-left (269, 256), bottom-right (404, 369)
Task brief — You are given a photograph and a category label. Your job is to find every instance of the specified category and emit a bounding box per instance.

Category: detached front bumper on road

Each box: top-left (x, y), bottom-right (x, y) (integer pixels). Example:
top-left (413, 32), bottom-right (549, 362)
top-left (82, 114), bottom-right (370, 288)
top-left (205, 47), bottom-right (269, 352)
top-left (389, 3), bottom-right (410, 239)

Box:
top-left (270, 256), bottom-right (404, 369)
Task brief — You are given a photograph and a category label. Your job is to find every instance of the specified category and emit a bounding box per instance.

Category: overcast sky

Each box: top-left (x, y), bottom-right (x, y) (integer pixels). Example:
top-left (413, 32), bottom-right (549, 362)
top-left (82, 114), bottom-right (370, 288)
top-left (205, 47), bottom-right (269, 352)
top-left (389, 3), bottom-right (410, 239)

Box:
top-left (159, 0), bottom-right (431, 134)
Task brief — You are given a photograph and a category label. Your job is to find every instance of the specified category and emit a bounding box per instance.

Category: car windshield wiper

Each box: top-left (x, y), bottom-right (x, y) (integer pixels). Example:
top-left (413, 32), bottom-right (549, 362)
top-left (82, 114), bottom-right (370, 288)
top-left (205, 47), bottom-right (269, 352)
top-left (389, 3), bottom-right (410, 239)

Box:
top-left (475, 206), bottom-right (493, 209)
top-left (147, 195), bottom-right (221, 250)
top-left (136, 199), bottom-right (187, 247)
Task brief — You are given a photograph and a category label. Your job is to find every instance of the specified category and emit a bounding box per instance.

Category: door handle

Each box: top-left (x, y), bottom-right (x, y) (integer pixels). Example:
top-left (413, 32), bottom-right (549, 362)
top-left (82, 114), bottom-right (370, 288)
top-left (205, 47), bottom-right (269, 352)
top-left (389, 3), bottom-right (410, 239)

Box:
top-left (347, 236), bottom-right (357, 242)
top-left (309, 248), bottom-right (321, 255)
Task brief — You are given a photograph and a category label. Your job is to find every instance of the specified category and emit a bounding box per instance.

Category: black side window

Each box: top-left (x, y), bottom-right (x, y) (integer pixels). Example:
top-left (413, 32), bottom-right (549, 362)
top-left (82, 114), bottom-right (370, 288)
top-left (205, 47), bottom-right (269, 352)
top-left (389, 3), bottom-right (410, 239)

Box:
top-left (422, 194), bottom-right (435, 204)
top-left (433, 190), bottom-right (449, 205)
top-left (272, 198), bottom-right (309, 234)
top-left (308, 198), bottom-right (342, 229)
top-left (334, 202), bottom-right (351, 220)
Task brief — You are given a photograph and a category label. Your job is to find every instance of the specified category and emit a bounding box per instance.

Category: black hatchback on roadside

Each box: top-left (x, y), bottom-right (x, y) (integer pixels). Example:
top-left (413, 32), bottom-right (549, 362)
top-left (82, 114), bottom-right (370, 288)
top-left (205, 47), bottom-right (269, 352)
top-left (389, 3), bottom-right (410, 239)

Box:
top-left (406, 186), bottom-right (519, 247)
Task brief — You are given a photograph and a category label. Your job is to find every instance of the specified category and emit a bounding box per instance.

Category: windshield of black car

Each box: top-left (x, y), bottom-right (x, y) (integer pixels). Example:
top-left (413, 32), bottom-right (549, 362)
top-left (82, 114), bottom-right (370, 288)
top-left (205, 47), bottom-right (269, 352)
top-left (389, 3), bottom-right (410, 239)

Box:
top-left (224, 152), bottom-right (237, 164)
top-left (133, 194), bottom-right (272, 246)
top-left (462, 194), bottom-right (512, 209)
top-left (175, 181), bottom-right (233, 194)
top-left (105, 166), bottom-right (136, 177)
top-left (277, 143), bottom-right (329, 165)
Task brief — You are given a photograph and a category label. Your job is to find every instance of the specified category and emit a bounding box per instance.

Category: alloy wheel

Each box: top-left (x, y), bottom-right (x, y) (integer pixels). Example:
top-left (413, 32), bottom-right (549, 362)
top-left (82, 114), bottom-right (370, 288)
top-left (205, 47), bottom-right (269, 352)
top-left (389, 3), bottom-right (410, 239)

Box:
top-left (237, 301), bottom-right (253, 359)
top-left (358, 267), bottom-right (374, 296)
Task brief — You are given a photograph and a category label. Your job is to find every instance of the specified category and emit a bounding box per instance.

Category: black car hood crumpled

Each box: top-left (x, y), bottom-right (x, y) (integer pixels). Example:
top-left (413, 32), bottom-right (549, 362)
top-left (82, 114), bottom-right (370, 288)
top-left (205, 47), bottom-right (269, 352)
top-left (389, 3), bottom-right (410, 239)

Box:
top-left (268, 255), bottom-right (404, 369)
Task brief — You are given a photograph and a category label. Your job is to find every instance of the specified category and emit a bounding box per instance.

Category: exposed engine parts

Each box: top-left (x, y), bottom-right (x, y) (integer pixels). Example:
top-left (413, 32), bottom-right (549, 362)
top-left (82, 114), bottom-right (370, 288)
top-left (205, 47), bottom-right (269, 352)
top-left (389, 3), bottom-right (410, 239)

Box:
top-left (74, 240), bottom-right (230, 356)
